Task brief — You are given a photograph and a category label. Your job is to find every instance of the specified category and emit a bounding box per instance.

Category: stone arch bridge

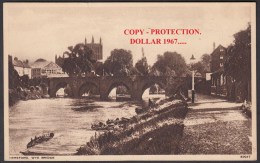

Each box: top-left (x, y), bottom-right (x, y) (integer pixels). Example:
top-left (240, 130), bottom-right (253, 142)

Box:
top-left (48, 76), bottom-right (202, 101)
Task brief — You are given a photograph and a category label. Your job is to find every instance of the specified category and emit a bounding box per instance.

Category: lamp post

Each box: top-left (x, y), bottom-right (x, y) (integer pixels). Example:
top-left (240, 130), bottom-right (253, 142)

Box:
top-left (190, 54), bottom-right (196, 103)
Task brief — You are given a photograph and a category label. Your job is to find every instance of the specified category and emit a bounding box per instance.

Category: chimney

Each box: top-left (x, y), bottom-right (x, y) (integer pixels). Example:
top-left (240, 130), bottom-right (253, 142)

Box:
top-left (213, 42), bottom-right (216, 51)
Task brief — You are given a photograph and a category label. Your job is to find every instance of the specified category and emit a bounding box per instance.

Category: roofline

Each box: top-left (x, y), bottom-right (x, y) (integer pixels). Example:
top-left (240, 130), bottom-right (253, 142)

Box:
top-left (210, 44), bottom-right (226, 55)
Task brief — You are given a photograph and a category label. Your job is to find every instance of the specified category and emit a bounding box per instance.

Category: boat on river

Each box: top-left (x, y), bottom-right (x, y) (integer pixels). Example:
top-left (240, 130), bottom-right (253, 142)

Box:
top-left (27, 133), bottom-right (54, 148)
top-left (106, 117), bottom-right (130, 125)
top-left (91, 122), bottom-right (114, 131)
top-left (91, 117), bottom-right (131, 131)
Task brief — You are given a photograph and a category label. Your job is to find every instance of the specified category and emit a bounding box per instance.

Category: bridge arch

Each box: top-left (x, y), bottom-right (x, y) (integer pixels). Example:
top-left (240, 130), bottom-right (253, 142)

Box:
top-left (48, 76), bottom-right (195, 100)
top-left (105, 81), bottom-right (132, 100)
top-left (78, 82), bottom-right (100, 97)
top-left (53, 81), bottom-right (73, 97)
top-left (140, 81), bottom-right (166, 98)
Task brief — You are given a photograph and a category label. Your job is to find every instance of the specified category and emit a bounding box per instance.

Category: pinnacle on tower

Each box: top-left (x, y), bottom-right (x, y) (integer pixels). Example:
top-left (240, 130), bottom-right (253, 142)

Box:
top-left (85, 37), bottom-right (87, 45)
top-left (100, 37), bottom-right (102, 44)
top-left (213, 42), bottom-right (216, 51)
top-left (92, 35), bottom-right (94, 43)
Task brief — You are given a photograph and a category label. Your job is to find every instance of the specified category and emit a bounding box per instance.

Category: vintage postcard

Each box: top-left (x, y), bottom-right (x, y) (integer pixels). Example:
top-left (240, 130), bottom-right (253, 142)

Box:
top-left (3, 2), bottom-right (257, 161)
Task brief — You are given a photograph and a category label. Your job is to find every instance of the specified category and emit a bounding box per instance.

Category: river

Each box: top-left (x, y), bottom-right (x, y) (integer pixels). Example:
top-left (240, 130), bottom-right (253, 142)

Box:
top-left (9, 94), bottom-right (164, 156)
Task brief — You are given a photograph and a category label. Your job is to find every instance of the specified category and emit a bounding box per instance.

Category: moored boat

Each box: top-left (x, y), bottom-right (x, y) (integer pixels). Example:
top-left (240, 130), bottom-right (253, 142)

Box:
top-left (91, 122), bottom-right (114, 131)
top-left (27, 133), bottom-right (54, 148)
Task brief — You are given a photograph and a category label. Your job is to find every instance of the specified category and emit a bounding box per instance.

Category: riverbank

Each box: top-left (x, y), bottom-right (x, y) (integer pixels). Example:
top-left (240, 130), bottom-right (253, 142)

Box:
top-left (76, 97), bottom-right (189, 155)
top-left (9, 88), bottom-right (47, 107)
top-left (9, 89), bottom-right (20, 106)
top-left (179, 94), bottom-right (252, 154)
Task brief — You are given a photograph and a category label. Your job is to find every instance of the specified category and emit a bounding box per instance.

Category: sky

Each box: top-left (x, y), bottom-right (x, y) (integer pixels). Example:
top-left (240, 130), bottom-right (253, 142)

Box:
top-left (4, 3), bottom-right (253, 65)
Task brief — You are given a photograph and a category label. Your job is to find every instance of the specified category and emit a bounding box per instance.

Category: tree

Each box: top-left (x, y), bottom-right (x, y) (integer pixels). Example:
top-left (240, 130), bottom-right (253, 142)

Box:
top-left (104, 49), bottom-right (133, 76)
top-left (224, 24), bottom-right (251, 82)
top-left (20, 75), bottom-right (30, 88)
top-left (190, 62), bottom-right (204, 74)
top-left (93, 62), bottom-right (104, 76)
top-left (152, 51), bottom-right (188, 76)
top-left (135, 57), bottom-right (149, 76)
top-left (189, 54), bottom-right (210, 77)
top-left (224, 23), bottom-right (251, 100)
top-left (201, 54), bottom-right (211, 72)
top-left (62, 43), bottom-right (96, 77)
top-left (9, 60), bottom-right (21, 89)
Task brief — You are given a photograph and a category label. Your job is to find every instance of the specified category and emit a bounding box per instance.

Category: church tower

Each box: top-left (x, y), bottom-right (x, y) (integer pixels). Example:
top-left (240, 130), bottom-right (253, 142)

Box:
top-left (83, 36), bottom-right (103, 60)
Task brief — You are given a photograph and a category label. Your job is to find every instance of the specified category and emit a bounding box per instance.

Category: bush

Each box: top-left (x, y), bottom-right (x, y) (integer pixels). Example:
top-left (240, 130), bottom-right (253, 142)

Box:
top-left (9, 89), bottom-right (20, 106)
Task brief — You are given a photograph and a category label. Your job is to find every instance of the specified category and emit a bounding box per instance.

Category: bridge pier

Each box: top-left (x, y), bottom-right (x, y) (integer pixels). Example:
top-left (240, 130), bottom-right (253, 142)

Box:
top-left (100, 94), bottom-right (109, 101)
top-left (72, 87), bottom-right (80, 98)
top-left (49, 80), bottom-right (56, 98)
top-left (130, 91), bottom-right (142, 101)
top-left (49, 90), bottom-right (56, 98)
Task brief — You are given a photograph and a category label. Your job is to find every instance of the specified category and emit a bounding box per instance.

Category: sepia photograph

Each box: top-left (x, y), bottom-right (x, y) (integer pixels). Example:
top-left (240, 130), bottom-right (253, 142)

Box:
top-left (3, 2), bottom-right (256, 161)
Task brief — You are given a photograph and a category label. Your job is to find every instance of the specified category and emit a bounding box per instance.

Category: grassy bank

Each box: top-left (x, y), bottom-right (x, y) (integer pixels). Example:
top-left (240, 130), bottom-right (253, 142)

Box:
top-left (179, 120), bottom-right (252, 154)
top-left (76, 97), bottom-right (189, 155)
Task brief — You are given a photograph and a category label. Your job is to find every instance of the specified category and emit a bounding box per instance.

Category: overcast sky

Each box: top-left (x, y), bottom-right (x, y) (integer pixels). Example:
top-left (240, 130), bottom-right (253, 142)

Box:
top-left (4, 3), bottom-right (253, 65)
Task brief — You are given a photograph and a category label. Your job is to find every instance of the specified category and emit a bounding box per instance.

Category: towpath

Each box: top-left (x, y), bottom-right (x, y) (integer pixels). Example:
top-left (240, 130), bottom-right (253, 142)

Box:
top-left (179, 94), bottom-right (252, 154)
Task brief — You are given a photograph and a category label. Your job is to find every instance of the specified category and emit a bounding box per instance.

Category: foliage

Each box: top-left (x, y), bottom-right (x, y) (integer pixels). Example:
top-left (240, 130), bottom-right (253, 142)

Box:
top-left (152, 51), bottom-right (188, 77)
top-left (62, 43), bottom-right (96, 77)
top-left (20, 75), bottom-right (30, 88)
top-left (224, 23), bottom-right (251, 82)
top-left (135, 57), bottom-right (149, 76)
top-left (9, 60), bottom-right (21, 89)
top-left (129, 67), bottom-right (141, 76)
top-left (201, 53), bottom-right (211, 71)
top-left (190, 54), bottom-right (211, 77)
top-left (93, 62), bottom-right (104, 76)
top-left (9, 89), bottom-right (20, 106)
top-left (104, 49), bottom-right (133, 76)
